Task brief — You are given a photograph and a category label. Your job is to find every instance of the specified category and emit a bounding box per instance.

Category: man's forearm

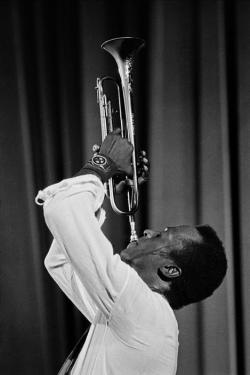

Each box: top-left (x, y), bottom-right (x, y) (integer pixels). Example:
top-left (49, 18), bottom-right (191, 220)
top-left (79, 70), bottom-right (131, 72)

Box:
top-left (41, 176), bottom-right (129, 318)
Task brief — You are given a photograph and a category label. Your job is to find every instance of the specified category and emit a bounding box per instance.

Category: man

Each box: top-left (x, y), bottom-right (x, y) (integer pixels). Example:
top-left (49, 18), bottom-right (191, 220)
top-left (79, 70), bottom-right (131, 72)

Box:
top-left (36, 130), bottom-right (227, 374)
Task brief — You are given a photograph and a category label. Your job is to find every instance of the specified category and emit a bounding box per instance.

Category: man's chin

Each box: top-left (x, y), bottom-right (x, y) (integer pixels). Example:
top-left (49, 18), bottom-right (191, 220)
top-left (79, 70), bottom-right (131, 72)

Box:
top-left (120, 242), bottom-right (137, 261)
top-left (120, 251), bottom-right (132, 265)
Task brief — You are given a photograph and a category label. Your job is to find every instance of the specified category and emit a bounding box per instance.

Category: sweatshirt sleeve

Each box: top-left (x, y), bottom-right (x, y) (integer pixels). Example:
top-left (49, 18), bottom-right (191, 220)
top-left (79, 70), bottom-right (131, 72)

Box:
top-left (44, 239), bottom-right (99, 323)
top-left (36, 174), bottom-right (130, 320)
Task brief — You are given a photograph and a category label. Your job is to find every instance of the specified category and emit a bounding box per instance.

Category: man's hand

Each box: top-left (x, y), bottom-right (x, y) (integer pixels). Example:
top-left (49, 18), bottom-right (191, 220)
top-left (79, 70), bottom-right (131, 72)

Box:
top-left (79, 129), bottom-right (148, 186)
top-left (100, 129), bottom-right (133, 176)
top-left (115, 150), bottom-right (149, 194)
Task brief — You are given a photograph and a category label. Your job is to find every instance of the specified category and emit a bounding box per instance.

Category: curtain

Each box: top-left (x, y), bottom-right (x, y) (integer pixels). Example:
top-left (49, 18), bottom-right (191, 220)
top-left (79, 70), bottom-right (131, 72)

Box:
top-left (1, 0), bottom-right (249, 374)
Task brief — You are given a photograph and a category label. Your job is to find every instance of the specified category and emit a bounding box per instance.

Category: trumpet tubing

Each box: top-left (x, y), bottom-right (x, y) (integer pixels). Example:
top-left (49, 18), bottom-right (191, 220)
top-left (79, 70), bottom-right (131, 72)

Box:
top-left (96, 37), bottom-right (145, 242)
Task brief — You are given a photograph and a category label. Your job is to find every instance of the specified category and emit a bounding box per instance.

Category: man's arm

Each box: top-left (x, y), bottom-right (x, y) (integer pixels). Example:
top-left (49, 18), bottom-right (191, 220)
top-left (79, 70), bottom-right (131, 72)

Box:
top-left (43, 178), bottom-right (129, 318)
top-left (45, 237), bottom-right (100, 323)
top-left (37, 131), bottom-right (134, 319)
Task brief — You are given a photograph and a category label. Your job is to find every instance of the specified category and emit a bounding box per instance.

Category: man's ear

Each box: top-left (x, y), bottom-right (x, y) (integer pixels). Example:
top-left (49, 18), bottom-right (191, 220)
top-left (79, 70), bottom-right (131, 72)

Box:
top-left (158, 265), bottom-right (182, 280)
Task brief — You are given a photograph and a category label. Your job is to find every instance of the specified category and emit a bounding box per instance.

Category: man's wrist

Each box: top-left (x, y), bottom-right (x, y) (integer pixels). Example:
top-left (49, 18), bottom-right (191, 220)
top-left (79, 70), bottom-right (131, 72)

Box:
top-left (76, 154), bottom-right (118, 183)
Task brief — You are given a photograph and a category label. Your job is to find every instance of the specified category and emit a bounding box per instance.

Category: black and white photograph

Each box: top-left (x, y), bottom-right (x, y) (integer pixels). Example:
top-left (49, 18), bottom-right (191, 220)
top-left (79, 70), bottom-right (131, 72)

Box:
top-left (1, 1), bottom-right (249, 374)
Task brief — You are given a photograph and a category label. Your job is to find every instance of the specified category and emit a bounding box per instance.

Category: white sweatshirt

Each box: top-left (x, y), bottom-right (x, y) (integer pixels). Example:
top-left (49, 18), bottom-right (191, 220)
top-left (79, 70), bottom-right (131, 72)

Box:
top-left (36, 174), bottom-right (179, 375)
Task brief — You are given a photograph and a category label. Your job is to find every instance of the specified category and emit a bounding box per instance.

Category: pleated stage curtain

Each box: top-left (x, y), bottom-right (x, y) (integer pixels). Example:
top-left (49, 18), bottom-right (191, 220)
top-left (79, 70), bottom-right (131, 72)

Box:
top-left (0, 1), bottom-right (249, 374)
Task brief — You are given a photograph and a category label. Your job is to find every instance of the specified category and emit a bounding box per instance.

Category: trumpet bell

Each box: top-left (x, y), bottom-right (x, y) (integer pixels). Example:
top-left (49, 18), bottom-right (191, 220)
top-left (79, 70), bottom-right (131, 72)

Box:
top-left (101, 37), bottom-right (145, 64)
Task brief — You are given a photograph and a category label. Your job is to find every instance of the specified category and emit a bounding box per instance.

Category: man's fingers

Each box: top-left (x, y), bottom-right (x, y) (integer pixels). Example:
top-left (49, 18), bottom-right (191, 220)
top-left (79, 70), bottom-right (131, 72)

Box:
top-left (137, 157), bottom-right (149, 169)
top-left (138, 150), bottom-right (149, 166)
top-left (143, 157), bottom-right (149, 164)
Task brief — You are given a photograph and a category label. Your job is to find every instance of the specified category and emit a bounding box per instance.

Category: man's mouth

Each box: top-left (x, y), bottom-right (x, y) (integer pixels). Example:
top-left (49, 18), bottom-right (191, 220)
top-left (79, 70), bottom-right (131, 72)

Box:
top-left (126, 240), bottom-right (139, 249)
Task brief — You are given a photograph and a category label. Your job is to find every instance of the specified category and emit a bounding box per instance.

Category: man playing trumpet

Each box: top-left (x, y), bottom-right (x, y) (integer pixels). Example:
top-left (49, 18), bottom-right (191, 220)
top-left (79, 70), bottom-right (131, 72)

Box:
top-left (36, 130), bottom-right (227, 375)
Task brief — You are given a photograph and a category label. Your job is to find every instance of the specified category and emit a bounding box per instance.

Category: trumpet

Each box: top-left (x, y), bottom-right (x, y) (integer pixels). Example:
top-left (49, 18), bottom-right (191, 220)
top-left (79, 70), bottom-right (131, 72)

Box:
top-left (95, 37), bottom-right (145, 242)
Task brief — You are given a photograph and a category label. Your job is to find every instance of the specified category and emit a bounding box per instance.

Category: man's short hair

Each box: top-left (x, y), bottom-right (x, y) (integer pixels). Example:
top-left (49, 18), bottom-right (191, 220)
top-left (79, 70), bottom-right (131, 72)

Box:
top-left (165, 225), bottom-right (227, 310)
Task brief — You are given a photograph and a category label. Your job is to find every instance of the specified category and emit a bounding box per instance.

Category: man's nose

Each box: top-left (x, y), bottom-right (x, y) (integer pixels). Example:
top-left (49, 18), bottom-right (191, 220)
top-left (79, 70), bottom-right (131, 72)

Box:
top-left (143, 229), bottom-right (160, 239)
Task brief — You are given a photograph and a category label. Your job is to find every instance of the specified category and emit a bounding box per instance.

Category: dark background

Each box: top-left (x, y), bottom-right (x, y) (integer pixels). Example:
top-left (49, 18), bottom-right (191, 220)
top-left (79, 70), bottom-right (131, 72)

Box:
top-left (1, 0), bottom-right (249, 374)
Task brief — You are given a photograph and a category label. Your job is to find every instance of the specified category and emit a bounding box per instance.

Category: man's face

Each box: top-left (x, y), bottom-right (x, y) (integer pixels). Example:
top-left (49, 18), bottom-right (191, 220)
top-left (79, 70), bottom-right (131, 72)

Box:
top-left (120, 225), bottom-right (202, 291)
